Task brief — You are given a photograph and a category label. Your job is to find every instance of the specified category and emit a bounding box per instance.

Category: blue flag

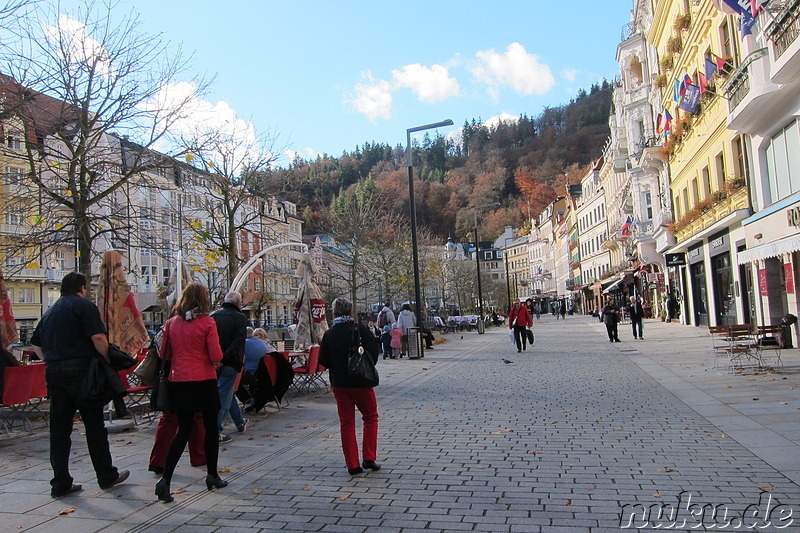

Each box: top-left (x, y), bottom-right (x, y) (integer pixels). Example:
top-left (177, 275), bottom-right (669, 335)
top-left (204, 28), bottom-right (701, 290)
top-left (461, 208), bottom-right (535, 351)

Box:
top-left (705, 58), bottom-right (718, 80)
top-left (678, 83), bottom-right (701, 113)
top-left (673, 79), bottom-right (681, 102)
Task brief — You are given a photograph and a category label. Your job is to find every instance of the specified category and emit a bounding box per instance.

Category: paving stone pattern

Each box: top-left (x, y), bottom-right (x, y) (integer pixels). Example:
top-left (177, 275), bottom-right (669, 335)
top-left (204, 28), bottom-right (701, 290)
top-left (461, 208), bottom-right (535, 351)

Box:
top-left (1, 317), bottom-right (798, 532)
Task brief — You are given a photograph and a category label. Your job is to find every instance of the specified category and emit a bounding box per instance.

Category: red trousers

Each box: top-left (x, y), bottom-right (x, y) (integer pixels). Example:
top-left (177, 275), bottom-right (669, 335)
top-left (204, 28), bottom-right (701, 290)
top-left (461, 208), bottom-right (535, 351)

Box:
top-left (332, 386), bottom-right (378, 469)
top-left (149, 412), bottom-right (206, 468)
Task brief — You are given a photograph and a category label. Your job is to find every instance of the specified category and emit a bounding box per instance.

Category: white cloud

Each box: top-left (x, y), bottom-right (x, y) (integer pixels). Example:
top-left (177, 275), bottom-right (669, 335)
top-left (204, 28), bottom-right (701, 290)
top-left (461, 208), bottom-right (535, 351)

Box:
top-left (473, 42), bottom-right (554, 97)
top-left (391, 63), bottom-right (459, 103)
top-left (345, 71), bottom-right (393, 122)
top-left (145, 82), bottom-right (264, 171)
top-left (561, 68), bottom-right (578, 82)
top-left (41, 15), bottom-right (114, 78)
top-left (484, 113), bottom-right (519, 129)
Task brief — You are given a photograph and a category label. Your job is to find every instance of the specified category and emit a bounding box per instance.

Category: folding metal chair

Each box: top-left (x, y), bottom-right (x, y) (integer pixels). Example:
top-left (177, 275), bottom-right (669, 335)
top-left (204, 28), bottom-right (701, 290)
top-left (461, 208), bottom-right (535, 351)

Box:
top-left (1, 366), bottom-right (35, 433)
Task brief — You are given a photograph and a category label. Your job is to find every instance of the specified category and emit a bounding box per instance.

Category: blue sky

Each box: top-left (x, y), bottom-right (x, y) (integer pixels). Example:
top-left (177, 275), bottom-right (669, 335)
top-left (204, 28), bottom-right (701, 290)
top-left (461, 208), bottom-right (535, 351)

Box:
top-left (58, 0), bottom-right (633, 164)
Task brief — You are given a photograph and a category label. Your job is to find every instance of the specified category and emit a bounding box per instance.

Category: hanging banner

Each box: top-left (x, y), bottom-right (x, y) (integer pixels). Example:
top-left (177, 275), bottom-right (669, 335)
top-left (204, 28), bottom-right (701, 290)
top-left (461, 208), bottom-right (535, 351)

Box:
top-left (786, 262), bottom-right (795, 294)
top-left (759, 268), bottom-right (768, 296)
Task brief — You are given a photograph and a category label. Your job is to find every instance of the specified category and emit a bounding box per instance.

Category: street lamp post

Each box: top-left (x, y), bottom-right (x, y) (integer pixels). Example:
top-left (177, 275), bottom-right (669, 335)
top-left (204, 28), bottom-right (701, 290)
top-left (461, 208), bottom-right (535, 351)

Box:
top-left (473, 202), bottom-right (501, 333)
top-left (407, 119), bottom-right (453, 350)
top-left (504, 236), bottom-right (513, 313)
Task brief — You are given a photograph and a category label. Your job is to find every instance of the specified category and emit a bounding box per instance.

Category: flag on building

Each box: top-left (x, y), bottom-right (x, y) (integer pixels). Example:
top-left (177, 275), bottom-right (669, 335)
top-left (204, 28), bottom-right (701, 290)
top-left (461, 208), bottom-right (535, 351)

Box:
top-left (705, 58), bottom-right (718, 80)
top-left (698, 71), bottom-right (708, 94)
top-left (713, 53), bottom-right (727, 72)
top-left (673, 78), bottom-right (681, 102)
top-left (680, 74), bottom-right (693, 97)
top-left (664, 109), bottom-right (673, 134)
top-left (656, 113), bottom-right (664, 135)
top-left (678, 83), bottom-right (701, 113)
top-left (621, 216), bottom-right (633, 236)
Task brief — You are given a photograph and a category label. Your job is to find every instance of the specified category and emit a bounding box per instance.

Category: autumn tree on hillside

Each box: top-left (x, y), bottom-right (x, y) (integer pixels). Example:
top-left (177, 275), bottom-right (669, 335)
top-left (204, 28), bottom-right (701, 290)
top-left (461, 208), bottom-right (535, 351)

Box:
top-left (514, 167), bottom-right (558, 217)
top-left (1, 1), bottom-right (208, 293)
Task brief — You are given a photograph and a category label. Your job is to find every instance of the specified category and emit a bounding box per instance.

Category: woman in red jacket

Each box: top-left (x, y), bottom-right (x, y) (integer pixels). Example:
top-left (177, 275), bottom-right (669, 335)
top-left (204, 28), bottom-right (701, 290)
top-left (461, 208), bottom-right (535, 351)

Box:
top-left (508, 300), bottom-right (532, 353)
top-left (155, 282), bottom-right (226, 502)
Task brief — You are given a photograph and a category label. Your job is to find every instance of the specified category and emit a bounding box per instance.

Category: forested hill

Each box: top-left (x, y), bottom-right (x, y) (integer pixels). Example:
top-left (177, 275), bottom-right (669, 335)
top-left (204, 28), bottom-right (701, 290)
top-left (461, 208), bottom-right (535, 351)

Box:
top-left (256, 80), bottom-right (613, 242)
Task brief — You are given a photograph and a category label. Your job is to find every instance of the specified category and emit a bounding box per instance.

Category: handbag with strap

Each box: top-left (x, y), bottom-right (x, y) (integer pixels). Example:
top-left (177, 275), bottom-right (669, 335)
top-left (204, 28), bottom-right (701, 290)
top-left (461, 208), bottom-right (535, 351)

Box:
top-left (134, 328), bottom-right (164, 386)
top-left (347, 322), bottom-right (379, 387)
top-left (149, 320), bottom-right (173, 411)
top-left (149, 361), bottom-right (171, 412)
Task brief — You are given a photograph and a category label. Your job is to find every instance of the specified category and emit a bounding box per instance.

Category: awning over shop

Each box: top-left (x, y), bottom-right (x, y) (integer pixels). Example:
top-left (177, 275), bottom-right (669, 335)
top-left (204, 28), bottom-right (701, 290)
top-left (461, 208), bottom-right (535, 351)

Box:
top-left (588, 282), bottom-right (603, 291)
top-left (737, 233), bottom-right (800, 264)
top-left (602, 279), bottom-right (622, 294)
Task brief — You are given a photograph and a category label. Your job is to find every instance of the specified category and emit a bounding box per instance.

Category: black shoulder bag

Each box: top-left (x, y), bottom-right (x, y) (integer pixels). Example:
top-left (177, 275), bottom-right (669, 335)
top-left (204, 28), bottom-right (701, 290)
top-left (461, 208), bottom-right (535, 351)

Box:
top-left (347, 322), bottom-right (379, 387)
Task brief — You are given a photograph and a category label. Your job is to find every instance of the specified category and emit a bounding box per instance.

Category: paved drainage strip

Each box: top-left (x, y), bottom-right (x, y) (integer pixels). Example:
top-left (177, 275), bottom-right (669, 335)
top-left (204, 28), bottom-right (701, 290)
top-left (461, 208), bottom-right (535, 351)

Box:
top-left (122, 338), bottom-right (493, 532)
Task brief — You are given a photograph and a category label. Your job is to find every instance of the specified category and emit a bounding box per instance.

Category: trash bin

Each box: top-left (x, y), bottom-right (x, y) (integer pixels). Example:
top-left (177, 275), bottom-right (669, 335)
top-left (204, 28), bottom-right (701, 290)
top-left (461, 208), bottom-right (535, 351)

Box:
top-left (477, 317), bottom-right (485, 334)
top-left (406, 327), bottom-right (424, 359)
top-left (781, 314), bottom-right (797, 349)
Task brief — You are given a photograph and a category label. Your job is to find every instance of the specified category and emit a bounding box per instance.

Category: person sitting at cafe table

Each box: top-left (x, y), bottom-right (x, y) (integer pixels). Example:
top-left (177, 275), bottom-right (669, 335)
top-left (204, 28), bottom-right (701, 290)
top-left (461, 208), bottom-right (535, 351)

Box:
top-left (236, 327), bottom-right (268, 407)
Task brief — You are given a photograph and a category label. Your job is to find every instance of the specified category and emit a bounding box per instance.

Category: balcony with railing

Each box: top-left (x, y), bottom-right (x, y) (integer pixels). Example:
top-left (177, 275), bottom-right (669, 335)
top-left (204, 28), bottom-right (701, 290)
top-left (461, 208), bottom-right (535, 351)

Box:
top-left (724, 48), bottom-right (782, 133)
top-left (766, 0), bottom-right (800, 83)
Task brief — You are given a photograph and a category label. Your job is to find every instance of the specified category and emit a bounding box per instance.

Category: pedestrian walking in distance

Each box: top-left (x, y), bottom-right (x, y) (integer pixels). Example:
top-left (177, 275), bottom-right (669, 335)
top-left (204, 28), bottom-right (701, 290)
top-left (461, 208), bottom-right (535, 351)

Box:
top-left (30, 272), bottom-right (129, 498)
top-left (601, 297), bottom-right (621, 342)
top-left (628, 296), bottom-right (645, 340)
top-left (211, 291), bottom-right (248, 443)
top-left (318, 298), bottom-right (381, 475)
top-left (508, 299), bottom-right (532, 353)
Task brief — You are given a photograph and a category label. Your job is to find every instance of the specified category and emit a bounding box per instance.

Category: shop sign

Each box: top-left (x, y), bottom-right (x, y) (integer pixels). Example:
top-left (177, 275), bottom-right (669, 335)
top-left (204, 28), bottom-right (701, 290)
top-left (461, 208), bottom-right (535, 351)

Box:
top-left (787, 263), bottom-right (795, 294)
top-left (788, 206), bottom-right (800, 227)
top-left (710, 236), bottom-right (725, 248)
top-left (759, 268), bottom-right (768, 296)
top-left (665, 253), bottom-right (686, 266)
top-left (688, 248), bottom-right (702, 261)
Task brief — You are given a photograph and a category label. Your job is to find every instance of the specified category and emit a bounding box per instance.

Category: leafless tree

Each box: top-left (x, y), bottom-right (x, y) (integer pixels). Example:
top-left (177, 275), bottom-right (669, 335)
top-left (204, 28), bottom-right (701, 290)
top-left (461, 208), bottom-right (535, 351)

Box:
top-left (177, 121), bottom-right (285, 289)
top-left (0, 0), bottom-right (209, 294)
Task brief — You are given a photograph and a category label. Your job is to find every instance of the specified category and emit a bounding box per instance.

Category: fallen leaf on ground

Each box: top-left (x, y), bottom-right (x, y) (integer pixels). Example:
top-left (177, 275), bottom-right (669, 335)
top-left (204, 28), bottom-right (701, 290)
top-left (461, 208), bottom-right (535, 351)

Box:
top-left (428, 409), bottom-right (436, 413)
top-left (218, 466), bottom-right (231, 473)
top-left (758, 485), bottom-right (775, 491)
top-left (566, 500), bottom-right (573, 506)
top-left (653, 492), bottom-right (662, 498)
top-left (527, 450), bottom-right (543, 455)
top-left (779, 402), bottom-right (788, 405)
top-left (58, 506), bottom-right (76, 515)
top-left (252, 489), bottom-right (261, 494)
top-left (304, 485), bottom-right (313, 490)
top-left (339, 493), bottom-right (351, 501)
top-left (326, 434), bottom-right (335, 439)
top-left (174, 488), bottom-right (187, 494)
top-left (563, 409), bottom-right (572, 413)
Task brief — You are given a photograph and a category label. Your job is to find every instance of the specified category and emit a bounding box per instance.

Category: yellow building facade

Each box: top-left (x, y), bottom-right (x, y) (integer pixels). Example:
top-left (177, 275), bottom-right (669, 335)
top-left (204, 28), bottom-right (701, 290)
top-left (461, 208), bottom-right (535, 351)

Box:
top-left (650, 0), bottom-right (752, 327)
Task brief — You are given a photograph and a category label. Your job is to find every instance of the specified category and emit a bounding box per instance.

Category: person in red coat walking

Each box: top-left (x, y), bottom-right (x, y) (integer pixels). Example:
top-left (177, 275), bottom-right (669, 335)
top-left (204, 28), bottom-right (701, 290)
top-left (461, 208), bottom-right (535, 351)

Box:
top-left (508, 300), bottom-right (532, 352)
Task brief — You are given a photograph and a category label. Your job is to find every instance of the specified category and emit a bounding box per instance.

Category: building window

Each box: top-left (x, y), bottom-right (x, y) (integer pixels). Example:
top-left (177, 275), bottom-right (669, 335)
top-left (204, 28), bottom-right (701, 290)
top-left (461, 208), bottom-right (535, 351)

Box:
top-left (765, 119), bottom-right (800, 204)
top-left (19, 287), bottom-right (35, 303)
top-left (733, 135), bottom-right (746, 179)
top-left (644, 192), bottom-right (653, 220)
top-left (7, 132), bottom-right (22, 151)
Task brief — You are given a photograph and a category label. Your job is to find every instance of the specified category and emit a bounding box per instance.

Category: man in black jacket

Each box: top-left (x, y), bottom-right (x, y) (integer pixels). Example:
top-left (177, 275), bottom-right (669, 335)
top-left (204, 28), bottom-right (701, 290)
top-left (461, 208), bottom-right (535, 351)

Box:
top-left (30, 272), bottom-right (129, 497)
top-left (212, 291), bottom-right (248, 443)
top-left (627, 296), bottom-right (645, 340)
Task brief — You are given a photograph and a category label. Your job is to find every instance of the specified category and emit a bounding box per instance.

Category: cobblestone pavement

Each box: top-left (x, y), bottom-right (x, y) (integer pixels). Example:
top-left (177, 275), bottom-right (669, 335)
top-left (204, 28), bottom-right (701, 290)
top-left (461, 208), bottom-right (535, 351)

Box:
top-left (1, 316), bottom-right (799, 532)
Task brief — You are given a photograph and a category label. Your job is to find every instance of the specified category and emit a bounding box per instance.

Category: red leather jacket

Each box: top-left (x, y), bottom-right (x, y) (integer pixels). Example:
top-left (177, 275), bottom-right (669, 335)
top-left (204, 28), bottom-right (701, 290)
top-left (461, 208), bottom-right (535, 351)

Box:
top-left (508, 305), bottom-right (532, 328)
top-left (160, 315), bottom-right (223, 382)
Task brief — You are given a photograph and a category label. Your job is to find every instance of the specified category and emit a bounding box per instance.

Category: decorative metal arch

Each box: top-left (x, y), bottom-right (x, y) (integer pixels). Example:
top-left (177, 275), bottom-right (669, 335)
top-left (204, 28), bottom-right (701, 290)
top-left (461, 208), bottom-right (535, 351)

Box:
top-left (229, 242), bottom-right (309, 294)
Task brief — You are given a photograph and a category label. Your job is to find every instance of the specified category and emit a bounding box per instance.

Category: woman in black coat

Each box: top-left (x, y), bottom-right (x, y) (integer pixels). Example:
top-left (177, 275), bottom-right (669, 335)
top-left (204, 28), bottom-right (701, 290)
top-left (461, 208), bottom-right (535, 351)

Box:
top-left (318, 298), bottom-right (380, 475)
